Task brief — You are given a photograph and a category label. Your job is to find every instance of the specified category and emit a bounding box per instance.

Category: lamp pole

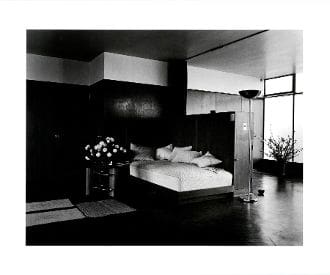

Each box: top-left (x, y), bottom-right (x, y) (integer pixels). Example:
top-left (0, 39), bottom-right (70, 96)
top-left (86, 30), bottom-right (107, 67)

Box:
top-left (239, 90), bottom-right (260, 203)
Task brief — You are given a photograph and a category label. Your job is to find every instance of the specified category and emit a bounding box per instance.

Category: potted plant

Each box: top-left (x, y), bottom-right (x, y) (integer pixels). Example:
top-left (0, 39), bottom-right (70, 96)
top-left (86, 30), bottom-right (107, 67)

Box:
top-left (263, 134), bottom-right (302, 176)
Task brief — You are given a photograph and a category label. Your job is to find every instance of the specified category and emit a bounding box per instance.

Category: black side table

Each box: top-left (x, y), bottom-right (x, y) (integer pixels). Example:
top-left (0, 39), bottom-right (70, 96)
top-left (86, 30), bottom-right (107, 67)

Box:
top-left (85, 163), bottom-right (129, 198)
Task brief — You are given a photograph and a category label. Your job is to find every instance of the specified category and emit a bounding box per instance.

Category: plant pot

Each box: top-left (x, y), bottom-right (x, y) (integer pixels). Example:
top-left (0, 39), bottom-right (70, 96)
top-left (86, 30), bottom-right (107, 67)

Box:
top-left (277, 161), bottom-right (287, 177)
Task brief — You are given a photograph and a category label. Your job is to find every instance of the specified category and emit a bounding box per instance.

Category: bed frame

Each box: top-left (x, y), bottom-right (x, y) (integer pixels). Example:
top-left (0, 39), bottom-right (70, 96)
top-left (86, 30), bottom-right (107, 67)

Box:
top-left (125, 175), bottom-right (234, 207)
top-left (106, 111), bottom-right (250, 204)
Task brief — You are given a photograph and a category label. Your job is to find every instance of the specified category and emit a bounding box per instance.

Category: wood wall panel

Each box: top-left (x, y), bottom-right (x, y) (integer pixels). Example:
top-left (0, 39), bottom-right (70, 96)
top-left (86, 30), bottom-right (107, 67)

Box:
top-left (89, 79), bottom-right (176, 148)
top-left (92, 80), bottom-right (169, 121)
top-left (167, 60), bottom-right (188, 117)
top-left (27, 80), bottom-right (90, 201)
top-left (186, 89), bottom-right (264, 160)
top-left (90, 60), bottom-right (187, 140)
top-left (215, 93), bottom-right (242, 112)
top-left (127, 119), bottom-right (173, 148)
top-left (186, 90), bottom-right (216, 115)
top-left (171, 117), bottom-right (197, 149)
top-left (252, 99), bottom-right (264, 159)
top-left (241, 97), bottom-right (250, 112)
top-left (195, 113), bottom-right (235, 173)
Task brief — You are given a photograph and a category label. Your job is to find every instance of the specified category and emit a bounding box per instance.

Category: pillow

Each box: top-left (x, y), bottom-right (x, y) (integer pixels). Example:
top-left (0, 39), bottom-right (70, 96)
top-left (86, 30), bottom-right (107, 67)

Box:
top-left (171, 150), bottom-right (202, 163)
top-left (156, 144), bottom-right (173, 160)
top-left (190, 151), bottom-right (222, 168)
top-left (172, 145), bottom-right (192, 153)
top-left (130, 143), bottom-right (154, 161)
top-left (169, 145), bottom-right (193, 161)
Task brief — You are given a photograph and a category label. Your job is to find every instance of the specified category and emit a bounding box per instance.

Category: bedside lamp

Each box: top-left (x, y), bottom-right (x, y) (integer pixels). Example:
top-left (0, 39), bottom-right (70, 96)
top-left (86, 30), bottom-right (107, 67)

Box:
top-left (239, 89), bottom-right (261, 203)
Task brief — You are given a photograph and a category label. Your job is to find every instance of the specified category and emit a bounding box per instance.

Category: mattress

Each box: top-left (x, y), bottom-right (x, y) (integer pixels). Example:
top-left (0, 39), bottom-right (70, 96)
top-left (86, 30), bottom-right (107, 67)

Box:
top-left (130, 160), bottom-right (232, 192)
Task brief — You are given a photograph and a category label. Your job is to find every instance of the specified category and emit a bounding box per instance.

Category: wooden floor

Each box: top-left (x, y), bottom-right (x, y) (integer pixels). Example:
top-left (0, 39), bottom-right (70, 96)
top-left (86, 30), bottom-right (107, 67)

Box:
top-left (26, 170), bottom-right (303, 245)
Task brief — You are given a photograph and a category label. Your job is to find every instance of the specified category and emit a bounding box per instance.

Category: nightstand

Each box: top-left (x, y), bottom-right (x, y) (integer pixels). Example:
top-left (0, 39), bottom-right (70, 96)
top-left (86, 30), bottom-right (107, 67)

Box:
top-left (85, 163), bottom-right (129, 198)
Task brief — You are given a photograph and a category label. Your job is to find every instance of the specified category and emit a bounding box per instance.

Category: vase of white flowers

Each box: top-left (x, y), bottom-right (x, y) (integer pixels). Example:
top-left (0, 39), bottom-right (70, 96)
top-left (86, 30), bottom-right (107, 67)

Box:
top-left (84, 136), bottom-right (129, 168)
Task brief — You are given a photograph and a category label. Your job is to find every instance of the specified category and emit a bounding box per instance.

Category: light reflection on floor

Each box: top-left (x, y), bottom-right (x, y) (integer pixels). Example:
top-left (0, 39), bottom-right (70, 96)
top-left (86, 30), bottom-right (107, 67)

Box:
top-left (251, 171), bottom-right (303, 245)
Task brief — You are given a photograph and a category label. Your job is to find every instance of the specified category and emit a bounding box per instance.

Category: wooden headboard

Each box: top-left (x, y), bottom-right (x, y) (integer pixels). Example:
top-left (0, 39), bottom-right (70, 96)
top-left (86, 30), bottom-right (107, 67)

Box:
top-left (170, 113), bottom-right (235, 173)
top-left (106, 112), bottom-right (236, 174)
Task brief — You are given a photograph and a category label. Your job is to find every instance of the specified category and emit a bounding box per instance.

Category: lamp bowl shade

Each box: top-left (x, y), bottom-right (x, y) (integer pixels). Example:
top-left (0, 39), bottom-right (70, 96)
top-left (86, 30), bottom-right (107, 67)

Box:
top-left (239, 90), bottom-right (261, 99)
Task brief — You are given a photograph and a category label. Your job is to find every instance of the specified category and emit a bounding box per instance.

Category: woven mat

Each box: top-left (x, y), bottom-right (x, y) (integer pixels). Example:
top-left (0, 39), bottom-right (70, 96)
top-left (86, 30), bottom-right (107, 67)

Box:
top-left (76, 199), bottom-right (136, 218)
top-left (26, 199), bottom-right (85, 227)
top-left (26, 198), bottom-right (74, 212)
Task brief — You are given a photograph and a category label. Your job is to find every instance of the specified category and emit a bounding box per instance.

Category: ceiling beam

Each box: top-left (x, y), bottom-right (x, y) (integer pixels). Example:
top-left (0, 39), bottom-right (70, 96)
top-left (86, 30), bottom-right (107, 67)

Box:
top-left (186, 30), bottom-right (269, 61)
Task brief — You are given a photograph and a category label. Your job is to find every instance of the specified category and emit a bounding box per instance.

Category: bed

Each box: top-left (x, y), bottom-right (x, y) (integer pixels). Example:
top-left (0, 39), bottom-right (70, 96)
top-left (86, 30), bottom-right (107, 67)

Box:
top-left (111, 112), bottom-right (250, 203)
top-left (130, 160), bottom-right (232, 192)
top-left (128, 156), bottom-right (234, 204)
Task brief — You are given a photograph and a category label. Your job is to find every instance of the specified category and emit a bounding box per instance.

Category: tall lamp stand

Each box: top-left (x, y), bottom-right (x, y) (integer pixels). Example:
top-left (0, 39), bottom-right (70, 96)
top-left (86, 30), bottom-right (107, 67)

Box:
top-left (239, 89), bottom-right (261, 203)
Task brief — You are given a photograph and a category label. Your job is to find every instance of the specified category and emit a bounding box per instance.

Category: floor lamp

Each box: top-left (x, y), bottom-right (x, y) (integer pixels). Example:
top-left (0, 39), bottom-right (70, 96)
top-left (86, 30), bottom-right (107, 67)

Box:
top-left (239, 89), bottom-right (261, 203)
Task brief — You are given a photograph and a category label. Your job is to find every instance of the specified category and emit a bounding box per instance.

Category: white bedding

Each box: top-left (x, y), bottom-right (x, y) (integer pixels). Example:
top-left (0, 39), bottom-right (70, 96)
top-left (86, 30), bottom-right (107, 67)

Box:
top-left (130, 160), bottom-right (232, 192)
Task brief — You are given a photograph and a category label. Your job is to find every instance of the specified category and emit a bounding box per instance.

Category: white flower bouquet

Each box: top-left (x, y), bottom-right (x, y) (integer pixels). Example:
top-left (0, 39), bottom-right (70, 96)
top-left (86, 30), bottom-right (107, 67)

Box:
top-left (84, 136), bottom-right (129, 167)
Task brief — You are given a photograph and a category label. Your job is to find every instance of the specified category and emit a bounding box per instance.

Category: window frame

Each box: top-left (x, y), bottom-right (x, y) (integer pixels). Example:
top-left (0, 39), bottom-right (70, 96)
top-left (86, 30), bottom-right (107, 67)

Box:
top-left (263, 73), bottom-right (303, 163)
top-left (264, 74), bottom-right (294, 96)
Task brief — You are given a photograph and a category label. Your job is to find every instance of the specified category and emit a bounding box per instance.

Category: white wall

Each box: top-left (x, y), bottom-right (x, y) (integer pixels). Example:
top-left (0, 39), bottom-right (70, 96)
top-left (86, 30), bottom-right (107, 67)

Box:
top-left (89, 53), bottom-right (104, 85)
top-left (102, 52), bottom-right (168, 86)
top-left (26, 54), bottom-right (89, 85)
top-left (27, 52), bottom-right (169, 87)
top-left (187, 65), bottom-right (263, 95)
top-left (27, 54), bottom-right (261, 91)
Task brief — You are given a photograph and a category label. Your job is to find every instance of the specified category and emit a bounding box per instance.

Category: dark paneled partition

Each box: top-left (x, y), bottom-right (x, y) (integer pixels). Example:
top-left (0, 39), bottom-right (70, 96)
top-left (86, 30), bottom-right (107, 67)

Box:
top-left (185, 112), bottom-right (250, 194)
top-left (187, 89), bottom-right (264, 161)
top-left (171, 113), bottom-right (237, 175)
top-left (26, 80), bottom-right (90, 201)
top-left (167, 60), bottom-right (187, 117)
top-left (88, 60), bottom-right (187, 145)
top-left (89, 71), bottom-right (187, 143)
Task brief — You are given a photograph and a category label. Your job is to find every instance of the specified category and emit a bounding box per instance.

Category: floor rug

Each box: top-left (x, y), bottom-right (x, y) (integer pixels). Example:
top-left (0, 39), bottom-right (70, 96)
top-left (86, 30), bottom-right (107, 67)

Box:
top-left (76, 199), bottom-right (136, 218)
top-left (26, 199), bottom-right (85, 227)
top-left (26, 198), bottom-right (74, 213)
top-left (26, 208), bottom-right (85, 227)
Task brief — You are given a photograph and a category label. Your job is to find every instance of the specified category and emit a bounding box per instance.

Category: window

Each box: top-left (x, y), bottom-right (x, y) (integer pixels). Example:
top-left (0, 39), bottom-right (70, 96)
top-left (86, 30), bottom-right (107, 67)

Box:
top-left (264, 74), bottom-right (303, 163)
top-left (264, 95), bottom-right (293, 160)
top-left (295, 73), bottom-right (303, 93)
top-left (265, 75), bottom-right (293, 94)
top-left (294, 94), bottom-right (303, 163)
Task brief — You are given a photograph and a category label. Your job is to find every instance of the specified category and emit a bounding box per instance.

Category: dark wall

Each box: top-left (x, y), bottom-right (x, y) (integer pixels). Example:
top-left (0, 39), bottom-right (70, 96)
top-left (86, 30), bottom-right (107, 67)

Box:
top-left (27, 80), bottom-right (90, 201)
top-left (91, 80), bottom-right (170, 121)
top-left (27, 65), bottom-right (188, 201)
top-left (186, 89), bottom-right (264, 160)
top-left (167, 60), bottom-right (187, 117)
top-left (89, 79), bottom-right (183, 148)
top-left (89, 61), bottom-right (187, 142)
top-left (93, 61), bottom-right (187, 121)
top-left (175, 113), bottom-right (236, 173)
top-left (27, 59), bottom-right (188, 201)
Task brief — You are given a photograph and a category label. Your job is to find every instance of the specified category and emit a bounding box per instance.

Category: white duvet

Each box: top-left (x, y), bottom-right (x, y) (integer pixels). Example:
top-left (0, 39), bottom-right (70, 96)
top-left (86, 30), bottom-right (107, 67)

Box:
top-left (130, 160), bottom-right (232, 192)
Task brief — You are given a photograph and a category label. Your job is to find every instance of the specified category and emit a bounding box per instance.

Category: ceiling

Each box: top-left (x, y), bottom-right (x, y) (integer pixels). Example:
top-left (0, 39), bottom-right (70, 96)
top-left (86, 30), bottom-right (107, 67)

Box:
top-left (188, 30), bottom-right (303, 79)
top-left (27, 30), bottom-right (261, 62)
top-left (27, 29), bottom-right (303, 79)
